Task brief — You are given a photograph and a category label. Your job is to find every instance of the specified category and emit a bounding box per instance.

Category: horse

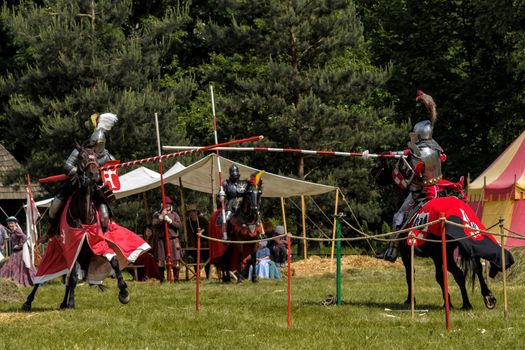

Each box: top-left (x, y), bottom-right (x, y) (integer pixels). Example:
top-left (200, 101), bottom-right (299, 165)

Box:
top-left (372, 158), bottom-right (514, 310)
top-left (209, 173), bottom-right (264, 283)
top-left (22, 146), bottom-right (131, 311)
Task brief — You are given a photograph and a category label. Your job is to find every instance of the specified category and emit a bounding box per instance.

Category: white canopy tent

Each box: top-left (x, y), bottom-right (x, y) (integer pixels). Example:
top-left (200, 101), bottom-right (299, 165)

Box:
top-left (162, 154), bottom-right (337, 198)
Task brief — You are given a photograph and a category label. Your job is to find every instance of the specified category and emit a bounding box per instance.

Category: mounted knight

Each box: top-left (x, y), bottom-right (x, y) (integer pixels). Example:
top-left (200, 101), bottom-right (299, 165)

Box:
top-left (41, 112), bottom-right (119, 243)
top-left (216, 164), bottom-right (249, 225)
top-left (377, 90), bottom-right (464, 262)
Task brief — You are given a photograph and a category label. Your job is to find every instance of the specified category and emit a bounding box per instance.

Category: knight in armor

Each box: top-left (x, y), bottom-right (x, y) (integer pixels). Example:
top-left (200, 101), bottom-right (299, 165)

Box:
top-left (378, 91), bottom-right (446, 262)
top-left (217, 164), bottom-right (248, 225)
top-left (40, 113), bottom-right (118, 243)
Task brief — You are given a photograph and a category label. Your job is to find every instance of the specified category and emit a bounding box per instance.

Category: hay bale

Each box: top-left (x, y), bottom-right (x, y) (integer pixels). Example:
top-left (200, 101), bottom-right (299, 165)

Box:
top-left (0, 278), bottom-right (25, 303)
top-left (504, 247), bottom-right (525, 284)
top-left (291, 255), bottom-right (402, 277)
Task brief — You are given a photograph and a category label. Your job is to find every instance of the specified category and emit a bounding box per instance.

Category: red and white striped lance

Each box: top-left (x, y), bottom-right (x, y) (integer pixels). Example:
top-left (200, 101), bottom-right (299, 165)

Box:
top-left (162, 145), bottom-right (408, 159)
top-left (100, 135), bottom-right (264, 171)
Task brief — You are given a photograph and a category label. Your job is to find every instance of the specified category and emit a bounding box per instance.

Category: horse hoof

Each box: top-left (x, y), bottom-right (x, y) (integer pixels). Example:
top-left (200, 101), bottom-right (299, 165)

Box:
top-left (22, 303), bottom-right (31, 312)
top-left (483, 294), bottom-right (496, 309)
top-left (461, 304), bottom-right (473, 311)
top-left (119, 292), bottom-right (130, 304)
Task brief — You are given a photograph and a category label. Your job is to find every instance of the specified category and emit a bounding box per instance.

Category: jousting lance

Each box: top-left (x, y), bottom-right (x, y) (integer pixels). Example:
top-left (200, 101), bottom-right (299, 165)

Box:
top-left (210, 85), bottom-right (228, 240)
top-left (38, 136), bottom-right (264, 183)
top-left (162, 145), bottom-right (408, 159)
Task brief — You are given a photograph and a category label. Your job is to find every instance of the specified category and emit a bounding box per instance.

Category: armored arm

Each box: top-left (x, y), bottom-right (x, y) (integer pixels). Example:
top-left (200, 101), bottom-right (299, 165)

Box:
top-left (64, 149), bottom-right (79, 176)
top-left (97, 150), bottom-right (116, 166)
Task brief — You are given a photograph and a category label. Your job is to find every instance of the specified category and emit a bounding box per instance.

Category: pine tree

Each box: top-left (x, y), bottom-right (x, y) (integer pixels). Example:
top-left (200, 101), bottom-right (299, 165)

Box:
top-left (188, 0), bottom-right (406, 225)
top-left (0, 0), bottom-right (194, 180)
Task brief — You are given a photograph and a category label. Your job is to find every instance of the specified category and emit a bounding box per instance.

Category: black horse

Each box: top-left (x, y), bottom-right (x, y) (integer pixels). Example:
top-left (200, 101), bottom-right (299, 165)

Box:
top-left (372, 158), bottom-right (513, 310)
top-left (23, 146), bottom-right (129, 311)
top-left (209, 173), bottom-right (264, 283)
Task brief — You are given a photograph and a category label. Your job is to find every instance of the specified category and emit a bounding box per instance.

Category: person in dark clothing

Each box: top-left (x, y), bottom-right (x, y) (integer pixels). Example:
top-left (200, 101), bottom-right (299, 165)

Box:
top-left (264, 221), bottom-right (287, 266)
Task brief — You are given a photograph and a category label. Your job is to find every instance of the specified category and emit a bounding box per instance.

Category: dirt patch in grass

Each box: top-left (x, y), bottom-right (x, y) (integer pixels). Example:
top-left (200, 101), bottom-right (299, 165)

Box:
top-left (291, 255), bottom-right (403, 277)
top-left (0, 278), bottom-right (25, 304)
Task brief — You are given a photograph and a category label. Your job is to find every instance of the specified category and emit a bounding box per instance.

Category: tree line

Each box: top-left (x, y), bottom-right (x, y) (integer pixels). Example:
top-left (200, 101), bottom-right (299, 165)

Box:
top-left (1, 0), bottom-right (523, 240)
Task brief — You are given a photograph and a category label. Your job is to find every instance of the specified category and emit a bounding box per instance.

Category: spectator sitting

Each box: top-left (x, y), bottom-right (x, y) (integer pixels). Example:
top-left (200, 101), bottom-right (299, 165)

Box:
top-left (267, 224), bottom-right (287, 267)
top-left (248, 240), bottom-right (282, 280)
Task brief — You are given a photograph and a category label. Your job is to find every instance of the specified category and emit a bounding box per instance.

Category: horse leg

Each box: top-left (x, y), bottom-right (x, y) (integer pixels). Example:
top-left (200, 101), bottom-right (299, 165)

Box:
top-left (400, 243), bottom-right (414, 305)
top-left (62, 263), bottom-right (80, 309)
top-left (220, 245), bottom-right (232, 283)
top-left (22, 284), bottom-right (40, 311)
top-left (60, 285), bottom-right (71, 309)
top-left (432, 253), bottom-right (453, 309)
top-left (446, 253), bottom-right (472, 310)
top-left (249, 246), bottom-right (257, 283)
top-left (236, 245), bottom-right (245, 283)
top-left (475, 258), bottom-right (496, 309)
top-left (109, 257), bottom-right (129, 304)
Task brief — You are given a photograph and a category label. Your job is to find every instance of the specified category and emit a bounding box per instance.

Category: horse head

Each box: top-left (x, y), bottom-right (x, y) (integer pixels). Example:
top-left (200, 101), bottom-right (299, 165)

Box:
top-left (76, 145), bottom-right (100, 187)
top-left (239, 171), bottom-right (264, 222)
top-left (371, 157), bottom-right (396, 186)
top-left (70, 145), bottom-right (100, 225)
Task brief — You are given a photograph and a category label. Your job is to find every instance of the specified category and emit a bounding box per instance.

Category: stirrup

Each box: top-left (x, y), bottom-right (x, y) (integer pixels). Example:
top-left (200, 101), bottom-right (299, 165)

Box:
top-left (383, 246), bottom-right (399, 263)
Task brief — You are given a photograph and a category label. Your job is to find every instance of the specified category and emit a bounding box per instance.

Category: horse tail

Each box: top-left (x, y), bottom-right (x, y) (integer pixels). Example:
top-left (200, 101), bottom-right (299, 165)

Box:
top-left (457, 245), bottom-right (476, 291)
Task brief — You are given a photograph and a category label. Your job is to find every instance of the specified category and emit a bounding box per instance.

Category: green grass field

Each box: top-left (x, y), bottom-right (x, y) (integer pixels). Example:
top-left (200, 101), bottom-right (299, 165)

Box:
top-left (1, 259), bottom-right (524, 350)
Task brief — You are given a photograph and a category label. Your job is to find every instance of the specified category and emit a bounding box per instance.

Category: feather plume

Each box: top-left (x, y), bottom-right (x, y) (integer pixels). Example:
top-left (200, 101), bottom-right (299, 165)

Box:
top-left (416, 90), bottom-right (437, 126)
top-left (96, 113), bottom-right (118, 131)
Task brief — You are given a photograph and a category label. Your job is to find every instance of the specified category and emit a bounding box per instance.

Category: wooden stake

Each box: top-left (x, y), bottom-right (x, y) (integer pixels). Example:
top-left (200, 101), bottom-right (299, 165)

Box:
top-left (281, 197), bottom-right (291, 330)
top-left (440, 213), bottom-right (450, 331)
top-left (499, 218), bottom-right (508, 320)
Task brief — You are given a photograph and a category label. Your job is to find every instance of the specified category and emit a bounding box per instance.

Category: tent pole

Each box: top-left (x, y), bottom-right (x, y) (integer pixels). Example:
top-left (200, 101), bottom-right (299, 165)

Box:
top-left (301, 195), bottom-right (307, 260)
top-left (179, 178), bottom-right (189, 244)
top-left (330, 188), bottom-right (340, 273)
top-left (143, 192), bottom-right (151, 225)
top-left (211, 157), bottom-right (216, 212)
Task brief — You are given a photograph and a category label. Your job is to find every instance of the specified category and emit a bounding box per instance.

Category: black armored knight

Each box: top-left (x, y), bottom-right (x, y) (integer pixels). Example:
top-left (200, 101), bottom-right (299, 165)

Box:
top-left (216, 164), bottom-right (248, 225)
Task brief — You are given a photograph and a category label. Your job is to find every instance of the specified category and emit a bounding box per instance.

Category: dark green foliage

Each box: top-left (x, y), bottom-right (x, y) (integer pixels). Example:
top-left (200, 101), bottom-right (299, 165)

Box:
top-left (186, 0), bottom-right (406, 227)
top-left (0, 0), bottom-right (194, 183)
top-left (354, 0), bottom-right (525, 178)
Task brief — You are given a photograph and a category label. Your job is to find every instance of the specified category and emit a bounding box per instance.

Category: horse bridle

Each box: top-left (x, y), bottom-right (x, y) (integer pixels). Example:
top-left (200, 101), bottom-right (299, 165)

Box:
top-left (76, 151), bottom-right (99, 187)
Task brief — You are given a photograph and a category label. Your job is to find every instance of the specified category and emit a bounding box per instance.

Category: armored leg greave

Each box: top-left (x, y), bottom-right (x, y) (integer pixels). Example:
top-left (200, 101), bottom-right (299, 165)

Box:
top-left (99, 204), bottom-right (110, 232)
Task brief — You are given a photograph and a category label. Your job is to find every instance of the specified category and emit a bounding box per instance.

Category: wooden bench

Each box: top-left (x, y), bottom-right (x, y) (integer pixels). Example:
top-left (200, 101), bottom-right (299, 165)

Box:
top-left (181, 248), bottom-right (210, 280)
top-left (127, 264), bottom-right (145, 281)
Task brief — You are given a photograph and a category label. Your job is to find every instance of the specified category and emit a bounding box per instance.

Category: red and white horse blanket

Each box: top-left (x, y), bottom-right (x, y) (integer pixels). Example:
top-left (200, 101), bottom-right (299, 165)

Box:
top-left (34, 199), bottom-right (150, 284)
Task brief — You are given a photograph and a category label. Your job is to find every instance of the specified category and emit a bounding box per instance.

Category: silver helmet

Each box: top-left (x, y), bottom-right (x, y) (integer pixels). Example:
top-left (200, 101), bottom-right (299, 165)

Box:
top-left (89, 129), bottom-right (106, 155)
top-left (229, 164), bottom-right (240, 181)
top-left (412, 120), bottom-right (433, 141)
